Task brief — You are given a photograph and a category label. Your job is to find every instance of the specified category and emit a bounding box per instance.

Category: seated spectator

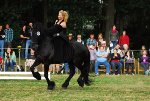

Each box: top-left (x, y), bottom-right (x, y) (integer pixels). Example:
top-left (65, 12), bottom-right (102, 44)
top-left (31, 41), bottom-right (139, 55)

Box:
top-left (140, 45), bottom-right (146, 56)
top-left (49, 64), bottom-right (60, 74)
top-left (76, 34), bottom-right (84, 45)
top-left (95, 46), bottom-right (110, 75)
top-left (64, 63), bottom-right (69, 74)
top-left (110, 49), bottom-right (122, 75)
top-left (25, 59), bottom-right (35, 67)
top-left (110, 44), bottom-right (121, 54)
top-left (124, 50), bottom-right (134, 75)
top-left (101, 41), bottom-right (110, 54)
top-left (0, 56), bottom-right (3, 71)
top-left (120, 44), bottom-right (129, 66)
top-left (30, 49), bottom-right (35, 59)
top-left (4, 47), bottom-right (16, 71)
top-left (140, 50), bottom-right (150, 75)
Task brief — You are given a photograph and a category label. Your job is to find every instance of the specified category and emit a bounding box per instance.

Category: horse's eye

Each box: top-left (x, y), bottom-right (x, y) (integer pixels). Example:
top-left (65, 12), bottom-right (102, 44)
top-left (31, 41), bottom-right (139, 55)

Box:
top-left (37, 31), bottom-right (40, 36)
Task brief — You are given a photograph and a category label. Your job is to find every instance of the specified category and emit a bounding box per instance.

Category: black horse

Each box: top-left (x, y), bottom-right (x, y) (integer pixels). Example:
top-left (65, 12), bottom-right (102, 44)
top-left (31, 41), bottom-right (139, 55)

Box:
top-left (30, 23), bottom-right (90, 90)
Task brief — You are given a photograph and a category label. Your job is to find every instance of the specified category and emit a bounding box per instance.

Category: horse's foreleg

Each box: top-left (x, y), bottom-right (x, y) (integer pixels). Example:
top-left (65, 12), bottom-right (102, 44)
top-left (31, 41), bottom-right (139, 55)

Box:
top-left (30, 57), bottom-right (42, 80)
top-left (44, 64), bottom-right (55, 90)
top-left (62, 62), bottom-right (75, 89)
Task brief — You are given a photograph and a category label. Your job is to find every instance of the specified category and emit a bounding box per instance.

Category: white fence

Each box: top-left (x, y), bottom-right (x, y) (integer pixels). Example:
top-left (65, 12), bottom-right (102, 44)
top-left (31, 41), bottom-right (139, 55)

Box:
top-left (0, 72), bottom-right (51, 80)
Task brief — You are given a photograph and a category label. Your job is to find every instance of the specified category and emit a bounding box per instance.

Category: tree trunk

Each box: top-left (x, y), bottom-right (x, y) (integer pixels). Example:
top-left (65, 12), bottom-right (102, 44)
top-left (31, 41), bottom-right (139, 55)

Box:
top-left (4, 0), bottom-right (8, 8)
top-left (105, 0), bottom-right (115, 43)
top-left (43, 0), bottom-right (48, 27)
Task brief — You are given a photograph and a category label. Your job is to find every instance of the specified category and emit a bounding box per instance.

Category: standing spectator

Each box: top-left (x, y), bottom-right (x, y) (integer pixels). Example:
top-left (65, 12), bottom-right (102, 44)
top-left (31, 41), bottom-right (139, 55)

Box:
top-left (109, 25), bottom-right (119, 49)
top-left (4, 24), bottom-right (13, 47)
top-left (95, 46), bottom-right (110, 75)
top-left (29, 22), bottom-right (33, 36)
top-left (97, 33), bottom-right (104, 47)
top-left (86, 33), bottom-right (97, 72)
top-left (4, 47), bottom-right (16, 71)
top-left (140, 50), bottom-right (150, 75)
top-left (0, 56), bottom-right (3, 71)
top-left (20, 25), bottom-right (28, 58)
top-left (0, 25), bottom-right (5, 57)
top-left (68, 33), bottom-right (75, 42)
top-left (24, 23), bottom-right (33, 59)
top-left (119, 31), bottom-right (130, 48)
top-left (110, 49), bottom-right (122, 75)
top-left (124, 50), bottom-right (135, 75)
top-left (76, 34), bottom-right (84, 45)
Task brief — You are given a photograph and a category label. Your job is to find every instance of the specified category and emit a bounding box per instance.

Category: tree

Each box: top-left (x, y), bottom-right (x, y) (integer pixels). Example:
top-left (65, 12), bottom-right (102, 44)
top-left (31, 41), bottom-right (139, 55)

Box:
top-left (105, 0), bottom-right (115, 43)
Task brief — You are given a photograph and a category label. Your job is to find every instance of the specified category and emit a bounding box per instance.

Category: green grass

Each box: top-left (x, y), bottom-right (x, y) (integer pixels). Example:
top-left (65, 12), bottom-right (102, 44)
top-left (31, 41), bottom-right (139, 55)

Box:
top-left (0, 74), bottom-right (150, 101)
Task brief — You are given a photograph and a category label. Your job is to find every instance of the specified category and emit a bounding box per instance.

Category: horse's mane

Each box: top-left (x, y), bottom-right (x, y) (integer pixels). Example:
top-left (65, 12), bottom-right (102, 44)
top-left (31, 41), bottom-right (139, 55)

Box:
top-left (33, 22), bottom-right (49, 37)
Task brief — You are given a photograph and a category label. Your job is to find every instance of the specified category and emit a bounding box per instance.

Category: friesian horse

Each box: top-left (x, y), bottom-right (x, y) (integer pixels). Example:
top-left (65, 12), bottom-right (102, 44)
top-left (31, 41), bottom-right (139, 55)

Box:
top-left (30, 23), bottom-right (90, 90)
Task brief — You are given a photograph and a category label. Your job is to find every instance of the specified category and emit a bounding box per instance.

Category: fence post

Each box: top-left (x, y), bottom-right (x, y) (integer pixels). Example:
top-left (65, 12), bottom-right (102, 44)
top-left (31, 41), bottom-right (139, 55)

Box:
top-left (17, 46), bottom-right (22, 66)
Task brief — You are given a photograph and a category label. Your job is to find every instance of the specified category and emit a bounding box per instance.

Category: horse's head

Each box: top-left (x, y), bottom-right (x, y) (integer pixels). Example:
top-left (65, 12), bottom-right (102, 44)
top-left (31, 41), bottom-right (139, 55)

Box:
top-left (31, 23), bottom-right (44, 51)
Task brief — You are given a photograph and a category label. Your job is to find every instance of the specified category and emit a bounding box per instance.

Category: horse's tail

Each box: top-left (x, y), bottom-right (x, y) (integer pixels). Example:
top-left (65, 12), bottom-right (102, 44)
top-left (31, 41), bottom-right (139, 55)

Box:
top-left (83, 49), bottom-right (91, 85)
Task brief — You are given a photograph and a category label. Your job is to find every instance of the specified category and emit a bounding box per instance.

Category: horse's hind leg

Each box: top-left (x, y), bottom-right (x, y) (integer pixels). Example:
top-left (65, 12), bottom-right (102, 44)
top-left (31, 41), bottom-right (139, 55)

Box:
top-left (82, 60), bottom-right (90, 86)
top-left (62, 61), bottom-right (75, 89)
top-left (77, 73), bottom-right (84, 88)
top-left (44, 64), bottom-right (55, 90)
top-left (77, 59), bottom-right (90, 87)
top-left (30, 57), bottom-right (42, 80)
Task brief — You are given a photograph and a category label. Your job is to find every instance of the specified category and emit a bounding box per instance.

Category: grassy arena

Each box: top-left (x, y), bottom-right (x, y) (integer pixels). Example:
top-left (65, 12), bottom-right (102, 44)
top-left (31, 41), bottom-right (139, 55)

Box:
top-left (0, 74), bottom-right (150, 101)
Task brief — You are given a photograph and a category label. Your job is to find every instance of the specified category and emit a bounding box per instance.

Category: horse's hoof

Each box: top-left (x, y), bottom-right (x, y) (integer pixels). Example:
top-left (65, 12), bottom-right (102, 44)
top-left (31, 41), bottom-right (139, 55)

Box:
top-left (47, 85), bottom-right (55, 90)
top-left (62, 87), bottom-right (67, 90)
top-left (33, 72), bottom-right (41, 80)
top-left (62, 82), bottom-right (69, 89)
top-left (85, 82), bottom-right (91, 86)
top-left (47, 81), bottom-right (55, 90)
top-left (77, 79), bottom-right (84, 88)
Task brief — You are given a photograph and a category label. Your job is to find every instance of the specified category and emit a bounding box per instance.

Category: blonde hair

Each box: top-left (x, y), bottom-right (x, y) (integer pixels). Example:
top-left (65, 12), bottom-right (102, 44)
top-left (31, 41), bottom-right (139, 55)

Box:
top-left (59, 10), bottom-right (69, 22)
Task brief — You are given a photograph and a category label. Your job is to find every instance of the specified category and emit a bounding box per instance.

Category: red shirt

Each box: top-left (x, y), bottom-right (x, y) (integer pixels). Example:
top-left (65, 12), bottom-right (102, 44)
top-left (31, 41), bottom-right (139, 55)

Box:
top-left (119, 35), bottom-right (129, 46)
top-left (0, 57), bottom-right (2, 64)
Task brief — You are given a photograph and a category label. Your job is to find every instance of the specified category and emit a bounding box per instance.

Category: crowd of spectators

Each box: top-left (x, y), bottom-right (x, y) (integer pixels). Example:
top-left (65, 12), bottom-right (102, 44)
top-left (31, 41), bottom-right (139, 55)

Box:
top-left (0, 23), bottom-right (150, 75)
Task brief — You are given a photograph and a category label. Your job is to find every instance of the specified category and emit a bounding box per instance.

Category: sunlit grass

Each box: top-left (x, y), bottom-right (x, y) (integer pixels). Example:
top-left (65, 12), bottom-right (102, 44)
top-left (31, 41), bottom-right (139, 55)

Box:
top-left (0, 74), bottom-right (150, 101)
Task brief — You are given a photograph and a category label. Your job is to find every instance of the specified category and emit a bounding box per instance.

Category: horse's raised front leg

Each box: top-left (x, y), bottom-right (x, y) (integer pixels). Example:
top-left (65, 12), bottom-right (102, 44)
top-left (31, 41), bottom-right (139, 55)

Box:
top-left (62, 61), bottom-right (75, 89)
top-left (30, 57), bottom-right (42, 80)
top-left (44, 64), bottom-right (55, 90)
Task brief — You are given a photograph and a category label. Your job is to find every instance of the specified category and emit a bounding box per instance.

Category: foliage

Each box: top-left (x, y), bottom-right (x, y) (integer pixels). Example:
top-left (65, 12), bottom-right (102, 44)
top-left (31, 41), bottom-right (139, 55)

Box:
top-left (0, 0), bottom-right (150, 48)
